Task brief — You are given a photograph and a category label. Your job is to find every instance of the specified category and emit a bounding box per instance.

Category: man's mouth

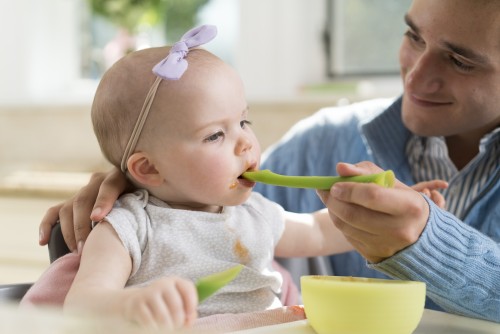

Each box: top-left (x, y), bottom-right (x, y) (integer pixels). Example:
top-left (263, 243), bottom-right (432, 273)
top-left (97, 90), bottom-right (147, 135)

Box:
top-left (408, 93), bottom-right (452, 107)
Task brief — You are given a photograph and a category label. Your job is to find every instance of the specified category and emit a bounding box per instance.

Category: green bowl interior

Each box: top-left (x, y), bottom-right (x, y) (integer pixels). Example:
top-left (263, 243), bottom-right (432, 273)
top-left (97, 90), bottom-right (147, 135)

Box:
top-left (300, 276), bottom-right (426, 334)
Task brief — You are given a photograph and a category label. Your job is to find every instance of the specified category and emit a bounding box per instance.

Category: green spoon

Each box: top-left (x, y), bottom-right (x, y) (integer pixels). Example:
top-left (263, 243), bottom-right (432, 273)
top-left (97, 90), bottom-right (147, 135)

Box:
top-left (196, 264), bottom-right (243, 303)
top-left (242, 169), bottom-right (395, 190)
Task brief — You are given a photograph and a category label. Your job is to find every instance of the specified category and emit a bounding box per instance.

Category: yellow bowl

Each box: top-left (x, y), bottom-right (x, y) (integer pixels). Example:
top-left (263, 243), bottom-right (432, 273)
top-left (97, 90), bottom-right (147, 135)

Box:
top-left (301, 276), bottom-right (426, 334)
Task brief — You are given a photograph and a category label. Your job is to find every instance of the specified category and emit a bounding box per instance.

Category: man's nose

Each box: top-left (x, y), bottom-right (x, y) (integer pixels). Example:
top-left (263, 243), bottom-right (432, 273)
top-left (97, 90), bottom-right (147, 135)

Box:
top-left (406, 52), bottom-right (444, 94)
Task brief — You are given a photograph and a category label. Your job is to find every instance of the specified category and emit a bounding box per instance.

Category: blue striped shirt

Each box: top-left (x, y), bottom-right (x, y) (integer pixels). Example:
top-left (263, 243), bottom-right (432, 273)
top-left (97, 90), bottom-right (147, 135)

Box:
top-left (406, 127), bottom-right (500, 219)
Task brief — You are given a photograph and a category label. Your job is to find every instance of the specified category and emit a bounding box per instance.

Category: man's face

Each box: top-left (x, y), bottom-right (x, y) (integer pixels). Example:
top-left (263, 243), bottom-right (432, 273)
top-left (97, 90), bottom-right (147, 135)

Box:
top-left (399, 0), bottom-right (500, 139)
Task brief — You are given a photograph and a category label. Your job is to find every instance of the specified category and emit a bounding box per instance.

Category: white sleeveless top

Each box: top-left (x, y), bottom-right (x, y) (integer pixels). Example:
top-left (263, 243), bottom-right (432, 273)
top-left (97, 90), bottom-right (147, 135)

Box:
top-left (105, 190), bottom-right (286, 316)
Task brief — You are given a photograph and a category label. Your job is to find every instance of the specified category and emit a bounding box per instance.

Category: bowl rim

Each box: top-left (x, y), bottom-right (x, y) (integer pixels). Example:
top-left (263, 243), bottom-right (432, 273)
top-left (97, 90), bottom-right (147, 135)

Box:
top-left (300, 275), bottom-right (426, 287)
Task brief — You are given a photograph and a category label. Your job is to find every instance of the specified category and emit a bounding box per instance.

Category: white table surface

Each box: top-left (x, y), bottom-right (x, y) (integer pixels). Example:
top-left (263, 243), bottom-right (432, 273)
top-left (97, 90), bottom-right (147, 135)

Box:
top-left (232, 309), bottom-right (500, 334)
top-left (2, 303), bottom-right (498, 333)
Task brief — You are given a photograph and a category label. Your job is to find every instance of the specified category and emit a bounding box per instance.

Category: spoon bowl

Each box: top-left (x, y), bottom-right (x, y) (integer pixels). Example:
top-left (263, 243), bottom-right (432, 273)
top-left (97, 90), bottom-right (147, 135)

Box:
top-left (196, 264), bottom-right (243, 303)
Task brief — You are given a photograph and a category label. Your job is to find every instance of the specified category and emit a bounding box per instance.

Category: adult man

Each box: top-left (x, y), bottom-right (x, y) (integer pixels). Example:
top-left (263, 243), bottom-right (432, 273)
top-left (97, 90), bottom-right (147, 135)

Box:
top-left (256, 0), bottom-right (500, 321)
top-left (40, 0), bottom-right (499, 322)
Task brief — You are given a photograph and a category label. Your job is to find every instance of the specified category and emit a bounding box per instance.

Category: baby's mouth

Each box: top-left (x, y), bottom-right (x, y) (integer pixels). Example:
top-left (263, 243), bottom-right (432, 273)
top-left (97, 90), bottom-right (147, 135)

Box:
top-left (238, 166), bottom-right (258, 180)
top-left (233, 167), bottom-right (257, 188)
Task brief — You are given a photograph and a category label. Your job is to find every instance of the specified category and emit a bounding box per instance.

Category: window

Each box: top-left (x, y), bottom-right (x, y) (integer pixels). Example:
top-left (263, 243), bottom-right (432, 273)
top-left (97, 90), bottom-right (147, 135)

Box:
top-left (326, 0), bottom-right (412, 76)
top-left (80, 0), bottom-right (236, 80)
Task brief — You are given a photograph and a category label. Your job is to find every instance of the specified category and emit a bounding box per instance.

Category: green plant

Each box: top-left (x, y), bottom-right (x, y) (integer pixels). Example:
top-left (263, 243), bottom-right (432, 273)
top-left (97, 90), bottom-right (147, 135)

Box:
top-left (88, 0), bottom-right (209, 41)
top-left (88, 0), bottom-right (162, 33)
top-left (162, 0), bottom-right (210, 41)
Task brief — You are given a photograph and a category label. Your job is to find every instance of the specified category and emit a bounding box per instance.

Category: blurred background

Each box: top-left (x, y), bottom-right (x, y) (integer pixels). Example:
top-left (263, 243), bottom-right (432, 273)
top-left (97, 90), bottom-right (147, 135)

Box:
top-left (0, 0), bottom-right (408, 283)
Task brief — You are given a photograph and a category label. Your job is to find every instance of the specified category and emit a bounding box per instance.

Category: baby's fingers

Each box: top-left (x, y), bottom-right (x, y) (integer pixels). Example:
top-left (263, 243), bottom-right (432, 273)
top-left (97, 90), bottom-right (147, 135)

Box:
top-left (430, 189), bottom-right (446, 208)
top-left (413, 180), bottom-right (448, 192)
top-left (420, 188), bottom-right (431, 198)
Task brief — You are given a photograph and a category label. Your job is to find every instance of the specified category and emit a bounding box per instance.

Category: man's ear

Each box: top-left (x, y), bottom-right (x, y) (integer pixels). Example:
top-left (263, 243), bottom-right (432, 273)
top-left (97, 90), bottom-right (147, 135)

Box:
top-left (126, 152), bottom-right (164, 187)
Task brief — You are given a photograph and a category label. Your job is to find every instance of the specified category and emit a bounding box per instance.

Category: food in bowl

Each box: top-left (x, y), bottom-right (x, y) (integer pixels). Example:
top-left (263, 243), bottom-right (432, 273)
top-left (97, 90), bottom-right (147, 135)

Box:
top-left (301, 276), bottom-right (426, 334)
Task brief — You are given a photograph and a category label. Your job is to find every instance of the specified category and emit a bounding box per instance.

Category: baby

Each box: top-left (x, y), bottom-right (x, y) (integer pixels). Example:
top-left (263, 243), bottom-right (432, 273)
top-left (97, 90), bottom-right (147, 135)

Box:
top-left (63, 25), bottom-right (447, 330)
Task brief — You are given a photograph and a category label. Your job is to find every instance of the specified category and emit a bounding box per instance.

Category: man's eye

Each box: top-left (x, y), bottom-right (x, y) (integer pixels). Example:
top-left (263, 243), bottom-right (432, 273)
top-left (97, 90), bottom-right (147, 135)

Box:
top-left (404, 30), bottom-right (422, 44)
top-left (204, 131), bottom-right (224, 143)
top-left (450, 57), bottom-right (474, 72)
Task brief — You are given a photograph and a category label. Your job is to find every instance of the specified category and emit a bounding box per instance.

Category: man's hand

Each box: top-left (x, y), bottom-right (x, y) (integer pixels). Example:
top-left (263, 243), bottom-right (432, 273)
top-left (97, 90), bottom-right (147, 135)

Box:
top-left (39, 167), bottom-right (129, 252)
top-left (318, 161), bottom-right (431, 263)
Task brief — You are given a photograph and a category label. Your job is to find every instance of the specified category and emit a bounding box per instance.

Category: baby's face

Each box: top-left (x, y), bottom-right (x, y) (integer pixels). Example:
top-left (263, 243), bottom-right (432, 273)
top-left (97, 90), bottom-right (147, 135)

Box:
top-left (143, 56), bottom-right (260, 211)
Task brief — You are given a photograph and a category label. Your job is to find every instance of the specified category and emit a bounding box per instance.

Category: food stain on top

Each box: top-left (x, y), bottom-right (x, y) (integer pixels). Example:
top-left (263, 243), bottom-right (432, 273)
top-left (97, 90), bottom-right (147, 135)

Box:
top-left (234, 238), bottom-right (250, 265)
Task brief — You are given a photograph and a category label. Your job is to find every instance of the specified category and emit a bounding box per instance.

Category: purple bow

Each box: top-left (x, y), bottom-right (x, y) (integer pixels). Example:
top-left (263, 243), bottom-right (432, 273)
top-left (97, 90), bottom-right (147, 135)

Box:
top-left (153, 25), bottom-right (217, 80)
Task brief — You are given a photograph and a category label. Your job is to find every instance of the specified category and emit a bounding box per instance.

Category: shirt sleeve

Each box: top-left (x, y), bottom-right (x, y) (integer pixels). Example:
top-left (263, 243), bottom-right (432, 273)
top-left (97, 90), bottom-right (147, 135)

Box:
top-left (369, 196), bottom-right (500, 322)
top-left (247, 192), bottom-right (286, 246)
top-left (104, 191), bottom-right (150, 277)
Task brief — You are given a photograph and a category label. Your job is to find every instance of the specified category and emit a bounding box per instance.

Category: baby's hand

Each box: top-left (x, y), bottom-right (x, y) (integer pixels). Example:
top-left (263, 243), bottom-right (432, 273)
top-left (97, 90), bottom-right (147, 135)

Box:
top-left (122, 276), bottom-right (198, 330)
top-left (412, 180), bottom-right (448, 209)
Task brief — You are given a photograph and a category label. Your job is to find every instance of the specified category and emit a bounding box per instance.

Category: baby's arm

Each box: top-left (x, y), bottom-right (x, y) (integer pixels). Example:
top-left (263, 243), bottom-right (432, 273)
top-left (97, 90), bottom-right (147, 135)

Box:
top-left (411, 180), bottom-right (448, 208)
top-left (64, 221), bottom-right (198, 330)
top-left (274, 209), bottom-right (353, 258)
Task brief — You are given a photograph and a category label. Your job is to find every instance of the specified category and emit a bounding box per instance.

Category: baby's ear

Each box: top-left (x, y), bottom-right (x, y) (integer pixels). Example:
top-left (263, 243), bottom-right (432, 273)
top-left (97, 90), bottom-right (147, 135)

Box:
top-left (126, 152), bottom-right (163, 186)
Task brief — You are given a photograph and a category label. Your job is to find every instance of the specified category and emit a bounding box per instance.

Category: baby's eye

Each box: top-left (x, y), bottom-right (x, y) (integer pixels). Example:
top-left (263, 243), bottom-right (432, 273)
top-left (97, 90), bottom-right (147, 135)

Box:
top-left (240, 120), bottom-right (252, 129)
top-left (204, 131), bottom-right (224, 143)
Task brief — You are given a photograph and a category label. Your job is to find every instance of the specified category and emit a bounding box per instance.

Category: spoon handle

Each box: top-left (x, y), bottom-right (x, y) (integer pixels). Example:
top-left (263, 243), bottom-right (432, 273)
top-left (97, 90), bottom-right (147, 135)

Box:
top-left (242, 170), bottom-right (395, 190)
top-left (196, 264), bottom-right (243, 303)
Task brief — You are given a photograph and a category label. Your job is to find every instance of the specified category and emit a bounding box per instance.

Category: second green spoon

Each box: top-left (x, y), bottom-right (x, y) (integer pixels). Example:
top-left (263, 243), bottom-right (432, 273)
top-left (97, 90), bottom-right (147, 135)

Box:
top-left (196, 264), bottom-right (243, 303)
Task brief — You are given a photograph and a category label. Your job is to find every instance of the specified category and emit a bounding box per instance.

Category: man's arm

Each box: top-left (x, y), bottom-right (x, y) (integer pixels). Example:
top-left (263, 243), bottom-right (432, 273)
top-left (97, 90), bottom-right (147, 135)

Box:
top-left (372, 199), bottom-right (500, 322)
top-left (39, 167), bottom-right (129, 252)
top-left (322, 161), bottom-right (500, 322)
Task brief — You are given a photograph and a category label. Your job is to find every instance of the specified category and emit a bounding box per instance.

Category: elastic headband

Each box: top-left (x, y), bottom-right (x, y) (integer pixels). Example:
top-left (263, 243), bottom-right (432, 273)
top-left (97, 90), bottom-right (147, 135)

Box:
top-left (120, 25), bottom-right (217, 172)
